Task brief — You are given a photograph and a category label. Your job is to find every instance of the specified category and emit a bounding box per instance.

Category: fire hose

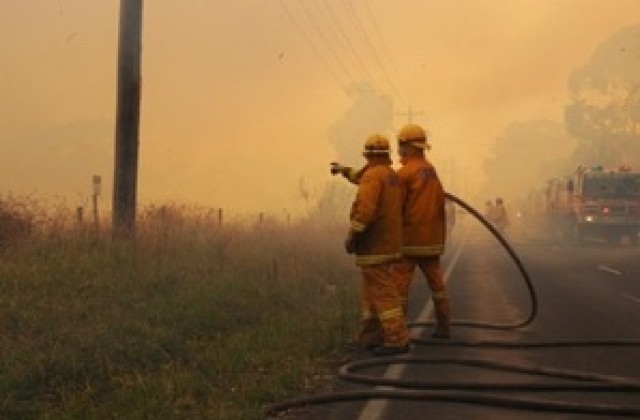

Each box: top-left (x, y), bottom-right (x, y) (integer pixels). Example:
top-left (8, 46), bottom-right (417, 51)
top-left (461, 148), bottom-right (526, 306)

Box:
top-left (266, 192), bottom-right (640, 418)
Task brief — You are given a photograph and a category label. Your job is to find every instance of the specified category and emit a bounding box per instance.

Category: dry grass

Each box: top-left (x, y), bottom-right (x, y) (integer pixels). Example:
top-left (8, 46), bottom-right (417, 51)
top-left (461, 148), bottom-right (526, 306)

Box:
top-left (0, 199), bottom-right (359, 419)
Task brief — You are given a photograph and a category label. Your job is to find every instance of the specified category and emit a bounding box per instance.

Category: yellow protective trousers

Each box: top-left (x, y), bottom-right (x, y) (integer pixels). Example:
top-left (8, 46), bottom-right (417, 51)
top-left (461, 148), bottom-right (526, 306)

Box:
top-left (359, 264), bottom-right (409, 348)
top-left (393, 256), bottom-right (450, 328)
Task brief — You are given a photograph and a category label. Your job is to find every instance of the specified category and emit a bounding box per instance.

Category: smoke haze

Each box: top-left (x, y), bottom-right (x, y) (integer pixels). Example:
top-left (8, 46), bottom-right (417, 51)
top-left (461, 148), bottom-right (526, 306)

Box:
top-left (2, 1), bottom-right (640, 213)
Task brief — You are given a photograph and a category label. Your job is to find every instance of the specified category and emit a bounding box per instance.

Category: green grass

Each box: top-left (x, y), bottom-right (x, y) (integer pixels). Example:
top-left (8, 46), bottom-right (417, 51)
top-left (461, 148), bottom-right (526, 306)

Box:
top-left (0, 208), bottom-right (359, 419)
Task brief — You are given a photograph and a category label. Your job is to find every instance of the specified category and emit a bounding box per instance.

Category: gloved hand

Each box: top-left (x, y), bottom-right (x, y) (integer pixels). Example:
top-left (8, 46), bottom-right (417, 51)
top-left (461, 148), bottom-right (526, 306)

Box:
top-left (345, 230), bottom-right (360, 254)
top-left (330, 162), bottom-right (344, 176)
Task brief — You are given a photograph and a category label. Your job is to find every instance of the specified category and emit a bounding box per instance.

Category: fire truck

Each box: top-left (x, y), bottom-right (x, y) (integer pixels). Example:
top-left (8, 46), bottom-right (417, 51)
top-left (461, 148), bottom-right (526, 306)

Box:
top-left (545, 165), bottom-right (640, 245)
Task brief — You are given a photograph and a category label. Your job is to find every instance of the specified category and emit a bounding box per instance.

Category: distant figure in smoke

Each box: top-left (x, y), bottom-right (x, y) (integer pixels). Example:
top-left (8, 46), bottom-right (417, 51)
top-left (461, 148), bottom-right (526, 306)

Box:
top-left (493, 197), bottom-right (509, 236)
top-left (484, 199), bottom-right (496, 223)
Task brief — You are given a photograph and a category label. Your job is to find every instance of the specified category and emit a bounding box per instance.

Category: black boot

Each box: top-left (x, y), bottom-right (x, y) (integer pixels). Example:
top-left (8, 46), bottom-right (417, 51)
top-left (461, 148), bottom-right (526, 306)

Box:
top-left (433, 298), bottom-right (450, 339)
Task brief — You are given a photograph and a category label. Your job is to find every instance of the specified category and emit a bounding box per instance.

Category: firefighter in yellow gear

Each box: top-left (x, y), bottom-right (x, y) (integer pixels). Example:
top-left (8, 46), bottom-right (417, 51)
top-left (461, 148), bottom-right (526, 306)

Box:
top-left (493, 197), bottom-right (509, 236)
top-left (340, 134), bottom-right (410, 356)
top-left (484, 200), bottom-right (496, 223)
top-left (394, 123), bottom-right (451, 339)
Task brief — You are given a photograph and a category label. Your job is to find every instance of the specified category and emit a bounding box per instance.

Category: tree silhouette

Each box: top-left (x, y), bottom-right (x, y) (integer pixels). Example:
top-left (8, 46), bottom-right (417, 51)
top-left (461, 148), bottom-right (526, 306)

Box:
top-left (565, 24), bottom-right (640, 167)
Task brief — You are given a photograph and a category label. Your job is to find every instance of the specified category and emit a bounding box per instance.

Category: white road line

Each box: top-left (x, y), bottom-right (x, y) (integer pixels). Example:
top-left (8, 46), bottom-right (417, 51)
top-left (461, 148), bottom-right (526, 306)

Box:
top-left (621, 292), bottom-right (640, 304)
top-left (597, 265), bottom-right (623, 276)
top-left (357, 231), bottom-right (467, 420)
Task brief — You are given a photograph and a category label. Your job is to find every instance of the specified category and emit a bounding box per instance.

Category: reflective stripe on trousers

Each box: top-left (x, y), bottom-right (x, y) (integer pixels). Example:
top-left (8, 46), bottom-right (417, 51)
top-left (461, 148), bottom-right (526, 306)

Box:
top-left (360, 264), bottom-right (409, 347)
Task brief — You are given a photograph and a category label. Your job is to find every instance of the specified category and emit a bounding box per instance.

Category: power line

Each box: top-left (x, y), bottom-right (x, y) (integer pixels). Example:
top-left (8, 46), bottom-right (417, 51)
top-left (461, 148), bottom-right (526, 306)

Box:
top-left (296, 0), bottom-right (358, 86)
top-left (342, 0), bottom-right (408, 107)
top-left (361, 0), bottom-right (413, 105)
top-left (277, 0), bottom-right (347, 90)
top-left (277, 1), bottom-right (386, 120)
top-left (287, 0), bottom-right (392, 102)
top-left (315, 0), bottom-right (393, 118)
top-left (317, 0), bottom-right (379, 88)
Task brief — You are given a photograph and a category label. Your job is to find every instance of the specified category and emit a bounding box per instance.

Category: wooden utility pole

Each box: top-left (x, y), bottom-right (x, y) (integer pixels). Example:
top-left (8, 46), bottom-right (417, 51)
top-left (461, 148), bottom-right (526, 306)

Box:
top-left (395, 106), bottom-right (424, 124)
top-left (113, 0), bottom-right (143, 239)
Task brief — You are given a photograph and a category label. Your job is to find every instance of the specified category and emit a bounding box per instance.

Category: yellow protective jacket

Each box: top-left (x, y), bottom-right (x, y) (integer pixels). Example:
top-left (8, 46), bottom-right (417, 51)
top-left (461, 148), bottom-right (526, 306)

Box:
top-left (349, 163), bottom-right (402, 266)
top-left (340, 165), bottom-right (365, 184)
top-left (396, 156), bottom-right (446, 256)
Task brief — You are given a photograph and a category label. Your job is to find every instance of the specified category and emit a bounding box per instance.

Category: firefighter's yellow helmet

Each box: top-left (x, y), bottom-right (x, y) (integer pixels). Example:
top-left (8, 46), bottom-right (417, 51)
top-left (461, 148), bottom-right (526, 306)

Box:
top-left (362, 134), bottom-right (390, 156)
top-left (397, 123), bottom-right (431, 150)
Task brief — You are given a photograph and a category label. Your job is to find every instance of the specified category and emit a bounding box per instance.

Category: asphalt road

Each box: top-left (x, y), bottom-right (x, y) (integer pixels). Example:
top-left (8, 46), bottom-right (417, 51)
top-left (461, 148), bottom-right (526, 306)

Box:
top-left (279, 221), bottom-right (640, 419)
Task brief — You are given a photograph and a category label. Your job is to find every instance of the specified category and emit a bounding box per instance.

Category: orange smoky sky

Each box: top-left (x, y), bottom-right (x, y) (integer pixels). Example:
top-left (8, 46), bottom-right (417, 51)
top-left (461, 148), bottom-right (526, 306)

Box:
top-left (1, 0), bottom-right (640, 214)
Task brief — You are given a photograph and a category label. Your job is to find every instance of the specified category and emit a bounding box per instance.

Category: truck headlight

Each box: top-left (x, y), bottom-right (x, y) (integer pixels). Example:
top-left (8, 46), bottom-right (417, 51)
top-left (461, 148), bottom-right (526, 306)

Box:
top-left (585, 215), bottom-right (594, 222)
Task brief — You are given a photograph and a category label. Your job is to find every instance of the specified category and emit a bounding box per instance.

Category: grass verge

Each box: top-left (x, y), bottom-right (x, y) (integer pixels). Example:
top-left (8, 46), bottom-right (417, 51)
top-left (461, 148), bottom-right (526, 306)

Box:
top-left (0, 209), bottom-right (359, 419)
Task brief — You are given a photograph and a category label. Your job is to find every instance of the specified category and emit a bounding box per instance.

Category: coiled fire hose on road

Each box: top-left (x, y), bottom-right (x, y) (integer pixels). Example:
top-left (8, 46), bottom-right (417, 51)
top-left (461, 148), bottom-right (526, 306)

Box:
top-left (266, 192), bottom-right (640, 418)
